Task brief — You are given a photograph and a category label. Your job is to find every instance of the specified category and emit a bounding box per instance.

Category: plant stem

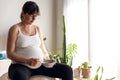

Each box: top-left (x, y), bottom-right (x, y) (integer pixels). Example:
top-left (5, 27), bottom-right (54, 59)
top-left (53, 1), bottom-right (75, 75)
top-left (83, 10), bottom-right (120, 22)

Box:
top-left (62, 15), bottom-right (66, 64)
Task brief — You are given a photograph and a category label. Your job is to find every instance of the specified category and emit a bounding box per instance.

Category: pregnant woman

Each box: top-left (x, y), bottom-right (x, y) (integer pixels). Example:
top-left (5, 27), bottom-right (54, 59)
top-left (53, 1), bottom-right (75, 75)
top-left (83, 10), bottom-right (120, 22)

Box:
top-left (7, 1), bottom-right (73, 80)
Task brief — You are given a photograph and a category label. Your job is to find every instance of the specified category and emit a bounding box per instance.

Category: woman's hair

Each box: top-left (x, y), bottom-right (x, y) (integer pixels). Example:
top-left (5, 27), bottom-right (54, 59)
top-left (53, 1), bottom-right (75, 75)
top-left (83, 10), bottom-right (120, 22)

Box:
top-left (21, 1), bottom-right (40, 20)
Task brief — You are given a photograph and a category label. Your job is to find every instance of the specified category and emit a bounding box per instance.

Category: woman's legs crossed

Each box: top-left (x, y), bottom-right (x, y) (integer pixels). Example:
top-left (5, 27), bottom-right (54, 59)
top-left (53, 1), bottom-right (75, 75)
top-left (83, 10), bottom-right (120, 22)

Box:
top-left (8, 63), bottom-right (73, 80)
top-left (33, 63), bottom-right (73, 80)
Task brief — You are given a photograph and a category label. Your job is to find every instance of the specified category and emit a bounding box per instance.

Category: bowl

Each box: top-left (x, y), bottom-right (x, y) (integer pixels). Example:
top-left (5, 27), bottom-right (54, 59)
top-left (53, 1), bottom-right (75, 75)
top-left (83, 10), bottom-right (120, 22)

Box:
top-left (42, 60), bottom-right (56, 68)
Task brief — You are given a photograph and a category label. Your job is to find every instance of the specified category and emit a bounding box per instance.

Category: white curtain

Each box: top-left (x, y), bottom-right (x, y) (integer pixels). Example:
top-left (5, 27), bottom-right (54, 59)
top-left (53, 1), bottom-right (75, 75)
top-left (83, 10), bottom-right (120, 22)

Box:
top-left (63, 0), bottom-right (89, 68)
top-left (89, 0), bottom-right (120, 79)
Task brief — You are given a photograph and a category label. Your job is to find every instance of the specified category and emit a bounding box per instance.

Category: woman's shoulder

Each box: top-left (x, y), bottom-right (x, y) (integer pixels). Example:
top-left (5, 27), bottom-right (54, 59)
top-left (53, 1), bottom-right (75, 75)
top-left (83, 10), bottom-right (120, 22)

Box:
top-left (9, 23), bottom-right (20, 34)
top-left (35, 25), bottom-right (41, 33)
top-left (10, 23), bottom-right (20, 30)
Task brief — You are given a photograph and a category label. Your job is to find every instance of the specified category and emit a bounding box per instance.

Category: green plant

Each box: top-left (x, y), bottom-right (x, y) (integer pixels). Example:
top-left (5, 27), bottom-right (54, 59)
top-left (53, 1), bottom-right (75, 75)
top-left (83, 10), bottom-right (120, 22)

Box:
top-left (94, 66), bottom-right (116, 80)
top-left (49, 15), bottom-right (77, 66)
top-left (94, 66), bottom-right (104, 80)
top-left (106, 77), bottom-right (116, 80)
top-left (81, 62), bottom-right (91, 78)
top-left (81, 62), bottom-right (90, 68)
top-left (62, 15), bottom-right (66, 64)
top-left (49, 43), bottom-right (77, 66)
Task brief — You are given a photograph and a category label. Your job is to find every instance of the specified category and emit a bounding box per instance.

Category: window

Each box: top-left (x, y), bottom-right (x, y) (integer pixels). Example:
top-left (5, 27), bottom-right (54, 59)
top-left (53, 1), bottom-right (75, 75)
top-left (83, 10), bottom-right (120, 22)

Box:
top-left (63, 0), bottom-right (88, 68)
top-left (63, 0), bottom-right (120, 79)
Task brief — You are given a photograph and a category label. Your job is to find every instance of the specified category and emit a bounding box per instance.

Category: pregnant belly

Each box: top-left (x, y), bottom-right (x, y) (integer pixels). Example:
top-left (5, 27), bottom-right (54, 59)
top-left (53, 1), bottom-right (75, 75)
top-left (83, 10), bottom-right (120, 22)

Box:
top-left (15, 46), bottom-right (44, 69)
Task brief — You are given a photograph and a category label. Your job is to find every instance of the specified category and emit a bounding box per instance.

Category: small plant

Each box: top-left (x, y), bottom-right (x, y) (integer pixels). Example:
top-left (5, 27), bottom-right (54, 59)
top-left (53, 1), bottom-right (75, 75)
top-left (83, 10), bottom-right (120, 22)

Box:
top-left (94, 66), bottom-right (104, 80)
top-left (82, 62), bottom-right (90, 68)
top-left (81, 62), bottom-right (91, 78)
top-left (94, 66), bottom-right (116, 80)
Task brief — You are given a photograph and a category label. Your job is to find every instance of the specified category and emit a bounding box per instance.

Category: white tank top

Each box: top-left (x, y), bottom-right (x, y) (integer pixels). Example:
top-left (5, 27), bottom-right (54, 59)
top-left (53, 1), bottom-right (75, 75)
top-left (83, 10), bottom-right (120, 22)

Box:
top-left (15, 26), bottom-right (44, 69)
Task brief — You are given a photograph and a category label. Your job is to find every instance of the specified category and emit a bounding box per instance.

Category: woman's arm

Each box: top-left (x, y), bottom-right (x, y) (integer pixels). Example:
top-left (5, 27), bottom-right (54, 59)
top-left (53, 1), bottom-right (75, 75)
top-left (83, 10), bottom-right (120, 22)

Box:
top-left (37, 26), bottom-right (50, 60)
top-left (7, 25), bottom-right (29, 64)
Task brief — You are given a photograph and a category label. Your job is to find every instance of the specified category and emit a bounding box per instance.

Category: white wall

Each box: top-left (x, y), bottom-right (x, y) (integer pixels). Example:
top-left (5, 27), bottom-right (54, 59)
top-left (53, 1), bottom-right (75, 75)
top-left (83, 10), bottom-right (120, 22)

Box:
top-left (0, 0), bottom-right (56, 51)
top-left (56, 0), bottom-right (63, 49)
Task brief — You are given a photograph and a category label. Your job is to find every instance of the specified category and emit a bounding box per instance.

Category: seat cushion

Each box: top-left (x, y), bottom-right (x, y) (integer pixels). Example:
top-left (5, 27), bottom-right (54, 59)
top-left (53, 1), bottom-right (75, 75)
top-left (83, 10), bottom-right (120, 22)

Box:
top-left (30, 75), bottom-right (55, 80)
top-left (0, 72), bottom-right (56, 80)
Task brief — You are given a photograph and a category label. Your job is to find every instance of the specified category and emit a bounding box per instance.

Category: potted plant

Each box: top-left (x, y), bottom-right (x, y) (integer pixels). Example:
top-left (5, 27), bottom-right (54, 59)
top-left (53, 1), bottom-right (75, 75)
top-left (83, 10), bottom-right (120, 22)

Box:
top-left (81, 62), bottom-right (92, 78)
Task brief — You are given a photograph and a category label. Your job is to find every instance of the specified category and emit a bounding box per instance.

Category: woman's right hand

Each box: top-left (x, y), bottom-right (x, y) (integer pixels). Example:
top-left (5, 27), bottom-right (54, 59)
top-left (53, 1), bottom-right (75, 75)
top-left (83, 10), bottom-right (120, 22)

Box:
top-left (26, 58), bottom-right (41, 66)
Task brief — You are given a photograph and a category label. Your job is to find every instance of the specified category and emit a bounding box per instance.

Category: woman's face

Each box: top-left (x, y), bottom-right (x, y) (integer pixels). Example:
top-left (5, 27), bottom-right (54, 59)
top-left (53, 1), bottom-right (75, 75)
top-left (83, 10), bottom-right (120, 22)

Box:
top-left (22, 13), bottom-right (39, 24)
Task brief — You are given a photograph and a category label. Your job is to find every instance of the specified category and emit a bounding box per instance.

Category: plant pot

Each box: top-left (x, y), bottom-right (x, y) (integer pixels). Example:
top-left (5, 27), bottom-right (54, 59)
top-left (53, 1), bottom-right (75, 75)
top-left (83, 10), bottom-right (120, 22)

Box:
top-left (81, 68), bottom-right (91, 78)
top-left (73, 67), bottom-right (81, 78)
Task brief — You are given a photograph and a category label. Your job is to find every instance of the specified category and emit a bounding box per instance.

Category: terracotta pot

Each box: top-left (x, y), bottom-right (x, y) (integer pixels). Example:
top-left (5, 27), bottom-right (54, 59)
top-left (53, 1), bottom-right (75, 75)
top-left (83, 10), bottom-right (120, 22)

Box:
top-left (81, 68), bottom-right (91, 78)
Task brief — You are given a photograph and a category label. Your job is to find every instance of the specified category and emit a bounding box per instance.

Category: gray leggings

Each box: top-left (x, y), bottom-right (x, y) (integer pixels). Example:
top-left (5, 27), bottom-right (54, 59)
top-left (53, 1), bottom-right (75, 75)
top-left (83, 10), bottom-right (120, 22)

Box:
top-left (8, 63), bottom-right (73, 80)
